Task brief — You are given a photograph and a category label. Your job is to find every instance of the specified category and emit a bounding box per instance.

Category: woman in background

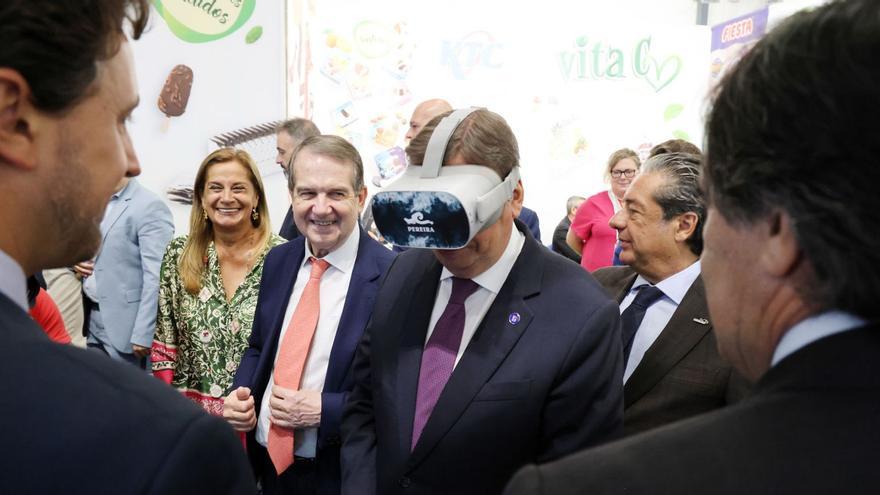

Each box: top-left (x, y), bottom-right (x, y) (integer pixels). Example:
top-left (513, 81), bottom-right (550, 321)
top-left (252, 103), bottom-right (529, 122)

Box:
top-left (567, 148), bottom-right (640, 272)
top-left (152, 148), bottom-right (284, 415)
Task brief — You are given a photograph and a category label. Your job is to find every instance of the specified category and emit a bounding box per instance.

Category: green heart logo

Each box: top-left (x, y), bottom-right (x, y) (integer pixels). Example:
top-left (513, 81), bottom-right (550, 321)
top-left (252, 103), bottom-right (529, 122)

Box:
top-left (153, 0), bottom-right (256, 43)
top-left (645, 54), bottom-right (682, 93)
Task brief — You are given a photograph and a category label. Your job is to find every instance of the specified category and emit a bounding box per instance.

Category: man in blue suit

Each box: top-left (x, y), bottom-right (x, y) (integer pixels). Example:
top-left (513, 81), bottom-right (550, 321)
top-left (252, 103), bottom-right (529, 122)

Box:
top-left (224, 135), bottom-right (395, 495)
top-left (341, 109), bottom-right (623, 495)
top-left (0, 1), bottom-right (254, 491)
top-left (517, 206), bottom-right (541, 243)
top-left (75, 177), bottom-right (173, 367)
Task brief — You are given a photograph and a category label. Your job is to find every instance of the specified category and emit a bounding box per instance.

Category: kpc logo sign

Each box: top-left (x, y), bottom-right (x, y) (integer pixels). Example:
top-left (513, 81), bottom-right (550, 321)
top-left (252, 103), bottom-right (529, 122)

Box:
top-left (441, 31), bottom-right (504, 80)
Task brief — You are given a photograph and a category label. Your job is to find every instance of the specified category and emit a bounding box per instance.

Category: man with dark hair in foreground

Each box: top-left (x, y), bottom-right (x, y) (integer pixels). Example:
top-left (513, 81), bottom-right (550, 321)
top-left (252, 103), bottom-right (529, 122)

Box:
top-left (0, 2), bottom-right (254, 492)
top-left (506, 0), bottom-right (880, 493)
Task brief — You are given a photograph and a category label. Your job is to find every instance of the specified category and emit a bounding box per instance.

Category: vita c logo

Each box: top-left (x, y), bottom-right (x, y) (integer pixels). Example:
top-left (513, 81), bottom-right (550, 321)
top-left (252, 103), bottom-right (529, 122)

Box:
top-left (441, 31), bottom-right (504, 79)
top-left (558, 36), bottom-right (682, 93)
top-left (404, 212), bottom-right (435, 232)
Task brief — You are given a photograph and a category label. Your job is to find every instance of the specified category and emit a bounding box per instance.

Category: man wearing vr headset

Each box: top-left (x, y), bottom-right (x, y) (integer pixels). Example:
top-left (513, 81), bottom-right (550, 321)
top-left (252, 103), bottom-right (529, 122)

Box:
top-left (341, 108), bottom-right (624, 495)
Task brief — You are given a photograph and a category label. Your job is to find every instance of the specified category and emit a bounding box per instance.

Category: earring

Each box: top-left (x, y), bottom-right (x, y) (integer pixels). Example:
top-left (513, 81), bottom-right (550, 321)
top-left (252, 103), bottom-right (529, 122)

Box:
top-left (251, 208), bottom-right (259, 222)
top-left (202, 209), bottom-right (208, 221)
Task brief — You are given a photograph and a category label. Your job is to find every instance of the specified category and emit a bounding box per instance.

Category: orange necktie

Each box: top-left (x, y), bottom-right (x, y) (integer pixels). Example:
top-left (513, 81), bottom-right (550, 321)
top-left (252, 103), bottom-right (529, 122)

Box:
top-left (267, 256), bottom-right (330, 474)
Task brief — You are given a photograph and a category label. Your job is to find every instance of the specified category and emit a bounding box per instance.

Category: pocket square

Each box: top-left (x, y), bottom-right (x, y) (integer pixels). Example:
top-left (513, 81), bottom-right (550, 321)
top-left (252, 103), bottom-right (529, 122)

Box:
top-left (693, 317), bottom-right (709, 325)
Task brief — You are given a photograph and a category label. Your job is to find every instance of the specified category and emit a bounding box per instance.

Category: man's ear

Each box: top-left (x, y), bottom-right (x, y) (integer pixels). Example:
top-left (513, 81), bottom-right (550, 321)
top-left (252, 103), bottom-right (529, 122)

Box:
top-left (0, 68), bottom-right (37, 170)
top-left (357, 185), bottom-right (368, 210)
top-left (761, 210), bottom-right (801, 278)
top-left (674, 211), bottom-right (699, 244)
top-left (510, 180), bottom-right (524, 218)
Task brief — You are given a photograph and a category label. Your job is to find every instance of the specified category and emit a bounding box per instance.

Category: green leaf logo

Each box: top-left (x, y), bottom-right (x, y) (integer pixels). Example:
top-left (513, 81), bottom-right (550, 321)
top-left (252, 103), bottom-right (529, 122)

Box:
top-left (152, 0), bottom-right (256, 43)
top-left (245, 26), bottom-right (262, 44)
top-left (672, 130), bottom-right (691, 141)
top-left (664, 104), bottom-right (684, 122)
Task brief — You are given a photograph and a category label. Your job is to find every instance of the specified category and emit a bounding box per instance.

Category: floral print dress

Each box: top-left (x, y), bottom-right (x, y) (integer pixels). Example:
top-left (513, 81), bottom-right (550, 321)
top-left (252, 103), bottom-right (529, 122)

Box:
top-left (151, 234), bottom-right (284, 415)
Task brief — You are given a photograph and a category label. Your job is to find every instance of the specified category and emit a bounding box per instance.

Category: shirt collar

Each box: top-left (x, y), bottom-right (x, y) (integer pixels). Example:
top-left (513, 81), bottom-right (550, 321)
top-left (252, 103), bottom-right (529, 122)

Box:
top-left (772, 310), bottom-right (867, 366)
top-left (113, 179), bottom-right (132, 201)
top-left (440, 227), bottom-right (525, 294)
top-left (0, 248), bottom-right (28, 312)
top-left (303, 226), bottom-right (360, 274)
top-left (630, 259), bottom-right (701, 305)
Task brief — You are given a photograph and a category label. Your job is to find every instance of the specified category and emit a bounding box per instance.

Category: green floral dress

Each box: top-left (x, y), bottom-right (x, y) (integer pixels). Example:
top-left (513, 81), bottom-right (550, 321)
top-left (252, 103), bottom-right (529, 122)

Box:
top-left (151, 234), bottom-right (284, 415)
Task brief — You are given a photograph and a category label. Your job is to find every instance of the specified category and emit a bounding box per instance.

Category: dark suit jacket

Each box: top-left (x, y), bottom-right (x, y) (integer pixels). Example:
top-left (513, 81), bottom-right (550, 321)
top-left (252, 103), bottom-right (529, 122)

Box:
top-left (518, 207), bottom-right (541, 243)
top-left (341, 220), bottom-right (624, 495)
top-left (0, 293), bottom-right (255, 494)
top-left (505, 326), bottom-right (880, 495)
top-left (551, 216), bottom-right (580, 263)
top-left (278, 206), bottom-right (302, 241)
top-left (232, 230), bottom-right (394, 495)
top-left (593, 266), bottom-right (748, 436)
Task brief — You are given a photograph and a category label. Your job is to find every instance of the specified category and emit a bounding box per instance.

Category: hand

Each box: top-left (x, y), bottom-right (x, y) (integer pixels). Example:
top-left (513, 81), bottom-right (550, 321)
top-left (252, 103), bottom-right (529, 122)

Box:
top-left (268, 386), bottom-right (321, 430)
top-left (73, 261), bottom-right (95, 278)
top-left (131, 344), bottom-right (150, 358)
top-left (223, 387), bottom-right (256, 432)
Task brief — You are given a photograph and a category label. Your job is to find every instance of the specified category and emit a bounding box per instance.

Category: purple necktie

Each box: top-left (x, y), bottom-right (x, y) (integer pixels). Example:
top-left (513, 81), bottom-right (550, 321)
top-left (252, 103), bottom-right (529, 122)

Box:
top-left (411, 277), bottom-right (480, 449)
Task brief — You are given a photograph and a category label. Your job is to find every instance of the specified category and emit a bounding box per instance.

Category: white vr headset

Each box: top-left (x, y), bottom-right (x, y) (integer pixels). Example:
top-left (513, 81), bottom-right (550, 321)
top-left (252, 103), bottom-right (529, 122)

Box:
top-left (371, 107), bottom-right (520, 249)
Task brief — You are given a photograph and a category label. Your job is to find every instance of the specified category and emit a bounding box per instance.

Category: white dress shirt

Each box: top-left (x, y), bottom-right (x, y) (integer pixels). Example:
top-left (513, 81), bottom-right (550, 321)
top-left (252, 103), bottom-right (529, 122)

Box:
top-left (425, 228), bottom-right (525, 367)
top-left (619, 260), bottom-right (702, 383)
top-left (771, 310), bottom-right (866, 366)
top-left (256, 228), bottom-right (360, 457)
top-left (0, 248), bottom-right (27, 312)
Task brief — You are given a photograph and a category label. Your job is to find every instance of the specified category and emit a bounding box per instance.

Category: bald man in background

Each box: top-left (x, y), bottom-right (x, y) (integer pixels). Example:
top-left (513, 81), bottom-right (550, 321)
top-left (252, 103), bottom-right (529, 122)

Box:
top-left (404, 99), bottom-right (453, 142)
top-left (395, 99), bottom-right (542, 241)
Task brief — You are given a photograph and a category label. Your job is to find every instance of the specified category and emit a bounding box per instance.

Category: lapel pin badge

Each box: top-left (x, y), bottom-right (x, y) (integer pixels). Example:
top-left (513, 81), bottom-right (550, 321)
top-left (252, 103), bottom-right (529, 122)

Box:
top-left (693, 317), bottom-right (709, 325)
top-left (508, 312), bottom-right (521, 325)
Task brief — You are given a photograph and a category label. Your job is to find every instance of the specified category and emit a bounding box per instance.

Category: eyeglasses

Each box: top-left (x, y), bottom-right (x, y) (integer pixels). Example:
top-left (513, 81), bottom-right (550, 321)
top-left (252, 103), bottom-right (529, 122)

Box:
top-left (611, 169), bottom-right (638, 179)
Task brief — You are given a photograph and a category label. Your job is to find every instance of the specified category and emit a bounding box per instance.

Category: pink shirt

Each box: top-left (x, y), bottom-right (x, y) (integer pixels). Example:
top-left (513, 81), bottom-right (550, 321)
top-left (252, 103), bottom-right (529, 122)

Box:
top-left (571, 190), bottom-right (617, 272)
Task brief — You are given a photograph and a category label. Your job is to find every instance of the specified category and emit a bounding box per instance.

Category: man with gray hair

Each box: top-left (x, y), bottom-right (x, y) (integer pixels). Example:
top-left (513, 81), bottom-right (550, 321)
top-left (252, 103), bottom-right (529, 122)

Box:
top-left (506, 2), bottom-right (880, 491)
top-left (552, 195), bottom-right (585, 263)
top-left (592, 152), bottom-right (747, 436)
top-left (276, 118), bottom-right (321, 240)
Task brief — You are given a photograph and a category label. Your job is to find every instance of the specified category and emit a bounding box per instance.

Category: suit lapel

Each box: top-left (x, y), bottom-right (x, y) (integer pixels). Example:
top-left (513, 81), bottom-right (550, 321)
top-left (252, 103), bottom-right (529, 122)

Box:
top-left (324, 233), bottom-right (381, 392)
top-left (98, 181), bottom-right (135, 249)
top-left (607, 269), bottom-right (637, 303)
top-left (257, 241), bottom-right (306, 387)
top-left (624, 276), bottom-right (712, 407)
top-left (407, 229), bottom-right (542, 469)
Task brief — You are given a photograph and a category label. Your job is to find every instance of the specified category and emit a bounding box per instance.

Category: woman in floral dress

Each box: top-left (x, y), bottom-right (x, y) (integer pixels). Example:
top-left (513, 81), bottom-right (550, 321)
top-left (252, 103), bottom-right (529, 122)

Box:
top-left (152, 148), bottom-right (284, 415)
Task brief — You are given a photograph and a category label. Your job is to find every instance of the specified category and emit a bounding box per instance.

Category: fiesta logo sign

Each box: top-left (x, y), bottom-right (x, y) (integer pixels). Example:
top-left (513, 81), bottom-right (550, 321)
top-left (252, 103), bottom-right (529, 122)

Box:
top-left (720, 18), bottom-right (754, 44)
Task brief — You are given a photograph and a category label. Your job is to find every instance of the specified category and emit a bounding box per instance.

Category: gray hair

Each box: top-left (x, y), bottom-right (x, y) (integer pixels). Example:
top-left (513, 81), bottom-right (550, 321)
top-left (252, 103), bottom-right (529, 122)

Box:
top-left (289, 135), bottom-right (364, 192)
top-left (277, 118), bottom-right (320, 141)
top-left (566, 195), bottom-right (585, 214)
top-left (642, 152), bottom-right (704, 255)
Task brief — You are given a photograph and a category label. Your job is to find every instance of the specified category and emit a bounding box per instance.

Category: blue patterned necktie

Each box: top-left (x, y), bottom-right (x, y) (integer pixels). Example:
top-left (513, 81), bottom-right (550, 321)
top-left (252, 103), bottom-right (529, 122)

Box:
top-left (620, 285), bottom-right (665, 364)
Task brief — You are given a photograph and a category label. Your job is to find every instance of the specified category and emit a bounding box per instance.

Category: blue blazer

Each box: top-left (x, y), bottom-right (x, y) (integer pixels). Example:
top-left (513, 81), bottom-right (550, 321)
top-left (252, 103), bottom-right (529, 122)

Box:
top-left (341, 220), bottom-right (624, 495)
top-left (518, 206), bottom-right (541, 243)
top-left (90, 179), bottom-right (173, 352)
top-left (233, 230), bottom-right (395, 494)
top-left (0, 293), bottom-right (255, 493)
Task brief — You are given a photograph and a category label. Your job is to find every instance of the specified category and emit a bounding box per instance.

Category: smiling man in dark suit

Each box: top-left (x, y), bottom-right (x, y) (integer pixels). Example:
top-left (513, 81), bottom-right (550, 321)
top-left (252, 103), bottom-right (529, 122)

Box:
top-left (593, 152), bottom-right (748, 436)
top-left (341, 108), bottom-right (623, 495)
top-left (505, 1), bottom-right (880, 493)
top-left (224, 135), bottom-right (395, 495)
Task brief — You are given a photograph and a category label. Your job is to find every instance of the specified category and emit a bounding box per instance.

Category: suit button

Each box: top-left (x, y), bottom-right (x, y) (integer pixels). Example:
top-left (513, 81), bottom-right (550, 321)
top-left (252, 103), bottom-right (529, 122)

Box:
top-left (398, 477), bottom-right (411, 488)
